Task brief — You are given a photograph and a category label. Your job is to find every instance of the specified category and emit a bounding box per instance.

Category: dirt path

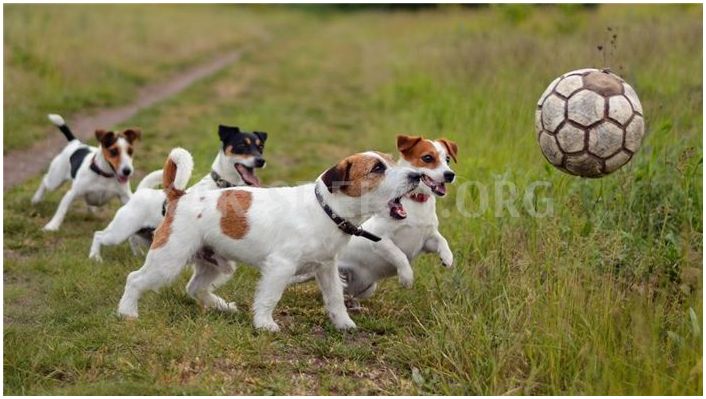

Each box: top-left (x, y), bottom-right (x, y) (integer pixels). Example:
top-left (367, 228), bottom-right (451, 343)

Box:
top-left (3, 50), bottom-right (242, 191)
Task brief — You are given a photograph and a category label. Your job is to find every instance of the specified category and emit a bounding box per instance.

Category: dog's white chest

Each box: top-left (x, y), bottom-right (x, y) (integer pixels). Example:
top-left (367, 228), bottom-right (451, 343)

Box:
top-left (84, 190), bottom-right (115, 206)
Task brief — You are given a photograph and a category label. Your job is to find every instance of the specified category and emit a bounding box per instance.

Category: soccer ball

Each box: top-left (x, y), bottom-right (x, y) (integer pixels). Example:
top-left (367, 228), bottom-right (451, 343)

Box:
top-left (535, 68), bottom-right (645, 177)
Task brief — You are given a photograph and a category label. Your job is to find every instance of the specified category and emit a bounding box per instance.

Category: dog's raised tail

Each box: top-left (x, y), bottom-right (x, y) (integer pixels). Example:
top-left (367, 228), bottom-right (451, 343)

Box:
top-left (162, 148), bottom-right (193, 201)
top-left (136, 170), bottom-right (164, 191)
top-left (47, 113), bottom-right (76, 142)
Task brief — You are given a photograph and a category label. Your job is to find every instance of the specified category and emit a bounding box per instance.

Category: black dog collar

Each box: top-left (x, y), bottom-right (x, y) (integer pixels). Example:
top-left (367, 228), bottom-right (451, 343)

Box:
top-left (210, 170), bottom-right (236, 189)
top-left (90, 155), bottom-right (115, 178)
top-left (314, 184), bottom-right (381, 242)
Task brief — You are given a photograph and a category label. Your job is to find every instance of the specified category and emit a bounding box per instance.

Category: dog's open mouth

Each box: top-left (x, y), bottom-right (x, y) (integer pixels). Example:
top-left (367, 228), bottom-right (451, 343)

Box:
top-left (117, 175), bottom-right (129, 184)
top-left (388, 197), bottom-right (407, 220)
top-left (422, 175), bottom-right (446, 196)
top-left (235, 164), bottom-right (261, 187)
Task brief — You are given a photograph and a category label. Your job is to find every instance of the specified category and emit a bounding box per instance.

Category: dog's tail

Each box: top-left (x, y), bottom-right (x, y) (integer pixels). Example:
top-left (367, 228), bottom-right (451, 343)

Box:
top-left (136, 170), bottom-right (164, 191)
top-left (47, 114), bottom-right (76, 142)
top-left (162, 148), bottom-right (193, 201)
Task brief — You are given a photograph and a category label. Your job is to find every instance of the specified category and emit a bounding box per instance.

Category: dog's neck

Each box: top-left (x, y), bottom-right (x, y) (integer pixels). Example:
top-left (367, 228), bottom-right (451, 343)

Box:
top-left (211, 151), bottom-right (245, 186)
top-left (313, 180), bottom-right (376, 226)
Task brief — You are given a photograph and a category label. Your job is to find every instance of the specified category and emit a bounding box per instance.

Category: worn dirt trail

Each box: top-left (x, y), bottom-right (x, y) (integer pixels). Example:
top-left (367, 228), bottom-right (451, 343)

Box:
top-left (4, 50), bottom-right (241, 191)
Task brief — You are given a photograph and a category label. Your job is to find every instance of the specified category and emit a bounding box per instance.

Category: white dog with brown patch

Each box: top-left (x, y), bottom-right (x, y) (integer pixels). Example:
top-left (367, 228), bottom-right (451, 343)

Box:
top-left (118, 148), bottom-right (421, 331)
top-left (32, 114), bottom-right (141, 231)
top-left (337, 135), bottom-right (458, 301)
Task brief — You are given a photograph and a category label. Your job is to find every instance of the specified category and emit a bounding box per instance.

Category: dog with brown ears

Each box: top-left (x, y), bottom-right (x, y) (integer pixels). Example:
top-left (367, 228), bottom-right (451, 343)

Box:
top-left (336, 135), bottom-right (458, 303)
top-left (32, 114), bottom-right (141, 231)
top-left (118, 147), bottom-right (421, 331)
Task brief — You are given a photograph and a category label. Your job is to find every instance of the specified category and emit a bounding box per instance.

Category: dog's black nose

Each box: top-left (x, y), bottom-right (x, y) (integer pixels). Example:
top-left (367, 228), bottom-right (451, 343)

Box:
top-left (408, 172), bottom-right (422, 183)
top-left (255, 158), bottom-right (266, 168)
top-left (122, 167), bottom-right (132, 176)
top-left (444, 171), bottom-right (455, 183)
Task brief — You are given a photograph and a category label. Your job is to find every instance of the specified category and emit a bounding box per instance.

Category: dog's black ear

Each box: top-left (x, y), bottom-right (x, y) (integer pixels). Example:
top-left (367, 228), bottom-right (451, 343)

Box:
top-left (321, 160), bottom-right (351, 193)
top-left (254, 131), bottom-right (268, 143)
top-left (218, 125), bottom-right (240, 143)
top-left (95, 129), bottom-right (116, 147)
top-left (122, 128), bottom-right (142, 144)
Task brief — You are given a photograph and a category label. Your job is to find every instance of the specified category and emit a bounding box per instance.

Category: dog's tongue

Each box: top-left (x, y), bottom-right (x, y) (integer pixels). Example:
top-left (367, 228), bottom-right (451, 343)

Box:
top-left (435, 182), bottom-right (447, 196)
top-left (389, 198), bottom-right (407, 220)
top-left (117, 175), bottom-right (129, 184)
top-left (235, 164), bottom-right (261, 187)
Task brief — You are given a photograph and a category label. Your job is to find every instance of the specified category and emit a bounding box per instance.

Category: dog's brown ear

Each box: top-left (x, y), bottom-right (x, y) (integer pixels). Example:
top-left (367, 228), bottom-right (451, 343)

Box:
top-left (321, 160), bottom-right (350, 193)
top-left (397, 135), bottom-right (423, 154)
top-left (95, 129), bottom-right (116, 147)
top-left (438, 138), bottom-right (458, 163)
top-left (122, 128), bottom-right (142, 144)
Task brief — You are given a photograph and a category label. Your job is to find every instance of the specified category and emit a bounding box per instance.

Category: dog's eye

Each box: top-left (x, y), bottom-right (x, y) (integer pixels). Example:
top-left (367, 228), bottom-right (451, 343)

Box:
top-left (422, 155), bottom-right (434, 163)
top-left (109, 148), bottom-right (119, 157)
top-left (445, 156), bottom-right (451, 163)
top-left (127, 148), bottom-right (134, 156)
top-left (371, 162), bottom-right (386, 174)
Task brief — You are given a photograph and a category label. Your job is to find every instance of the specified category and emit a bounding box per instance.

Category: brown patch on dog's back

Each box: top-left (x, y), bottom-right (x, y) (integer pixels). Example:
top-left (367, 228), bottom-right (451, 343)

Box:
top-left (397, 135), bottom-right (441, 168)
top-left (152, 201), bottom-right (177, 249)
top-left (217, 190), bottom-right (252, 239)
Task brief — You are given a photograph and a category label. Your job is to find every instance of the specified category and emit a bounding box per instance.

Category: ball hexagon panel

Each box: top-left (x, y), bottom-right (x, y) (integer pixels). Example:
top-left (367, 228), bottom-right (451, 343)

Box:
top-left (565, 153), bottom-right (603, 177)
top-left (541, 94), bottom-right (566, 133)
top-left (605, 151), bottom-right (632, 173)
top-left (623, 83), bottom-right (643, 114)
top-left (538, 132), bottom-right (563, 166)
top-left (568, 90), bottom-right (605, 127)
top-left (608, 95), bottom-right (633, 125)
top-left (555, 75), bottom-right (583, 98)
top-left (582, 71), bottom-right (623, 96)
top-left (588, 121), bottom-right (624, 158)
top-left (556, 124), bottom-right (586, 153)
top-left (625, 115), bottom-right (645, 152)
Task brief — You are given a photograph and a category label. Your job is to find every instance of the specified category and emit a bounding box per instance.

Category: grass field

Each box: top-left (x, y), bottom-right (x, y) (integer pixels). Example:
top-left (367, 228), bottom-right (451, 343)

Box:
top-left (3, 4), bottom-right (292, 152)
top-left (3, 4), bottom-right (703, 395)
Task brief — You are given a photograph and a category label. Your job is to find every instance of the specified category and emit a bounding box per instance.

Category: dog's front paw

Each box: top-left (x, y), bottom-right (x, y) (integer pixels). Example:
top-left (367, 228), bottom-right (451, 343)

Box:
top-left (89, 252), bottom-right (103, 263)
top-left (254, 318), bottom-right (280, 332)
top-left (43, 222), bottom-right (60, 232)
top-left (398, 270), bottom-right (414, 288)
top-left (117, 309), bottom-right (138, 320)
top-left (332, 315), bottom-right (357, 331)
top-left (440, 250), bottom-right (454, 268)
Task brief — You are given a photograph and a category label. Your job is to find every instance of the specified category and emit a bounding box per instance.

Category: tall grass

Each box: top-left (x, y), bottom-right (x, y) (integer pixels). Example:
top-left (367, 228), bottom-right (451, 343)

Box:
top-left (3, 4), bottom-right (293, 151)
top-left (3, 4), bottom-right (702, 394)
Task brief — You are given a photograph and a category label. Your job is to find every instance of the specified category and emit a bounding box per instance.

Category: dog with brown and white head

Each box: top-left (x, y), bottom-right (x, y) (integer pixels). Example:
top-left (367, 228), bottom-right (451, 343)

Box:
top-left (117, 148), bottom-right (421, 331)
top-left (32, 114), bottom-right (141, 231)
top-left (334, 135), bottom-right (458, 302)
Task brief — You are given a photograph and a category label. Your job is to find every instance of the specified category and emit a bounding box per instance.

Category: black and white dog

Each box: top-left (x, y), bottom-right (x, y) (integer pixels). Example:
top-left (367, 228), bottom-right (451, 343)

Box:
top-left (32, 114), bottom-right (141, 231)
top-left (89, 125), bottom-right (267, 261)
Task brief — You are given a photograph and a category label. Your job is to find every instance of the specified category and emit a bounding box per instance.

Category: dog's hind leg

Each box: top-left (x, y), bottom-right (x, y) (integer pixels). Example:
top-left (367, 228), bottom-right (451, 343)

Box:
top-left (186, 258), bottom-right (237, 313)
top-left (32, 155), bottom-right (71, 205)
top-left (118, 246), bottom-right (194, 319)
top-left (316, 262), bottom-right (356, 330)
top-left (43, 188), bottom-right (78, 231)
top-left (90, 203), bottom-right (151, 261)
